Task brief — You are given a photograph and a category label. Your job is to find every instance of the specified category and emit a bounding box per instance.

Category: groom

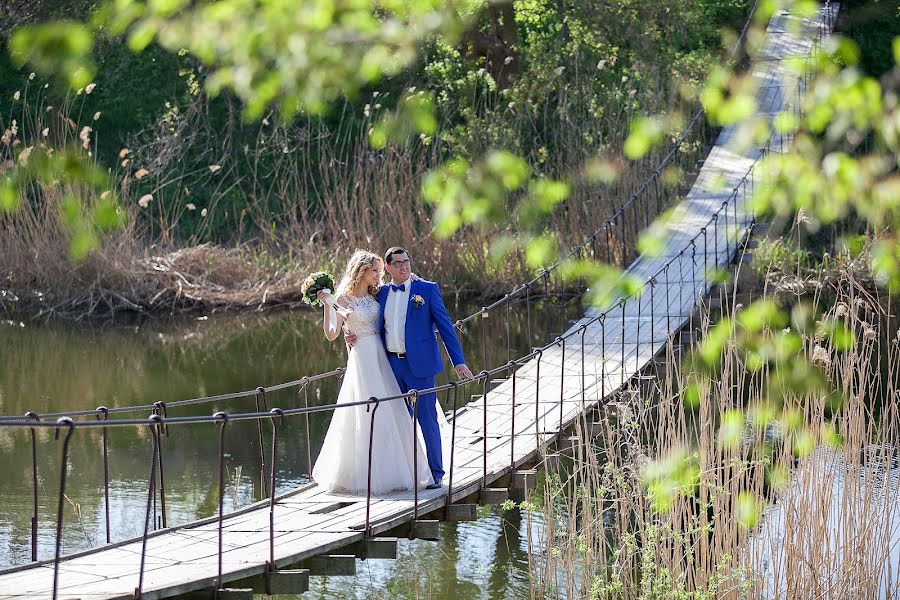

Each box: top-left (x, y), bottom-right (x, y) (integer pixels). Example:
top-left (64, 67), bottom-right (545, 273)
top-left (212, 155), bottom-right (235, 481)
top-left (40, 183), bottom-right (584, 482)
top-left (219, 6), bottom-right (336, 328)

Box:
top-left (348, 247), bottom-right (473, 488)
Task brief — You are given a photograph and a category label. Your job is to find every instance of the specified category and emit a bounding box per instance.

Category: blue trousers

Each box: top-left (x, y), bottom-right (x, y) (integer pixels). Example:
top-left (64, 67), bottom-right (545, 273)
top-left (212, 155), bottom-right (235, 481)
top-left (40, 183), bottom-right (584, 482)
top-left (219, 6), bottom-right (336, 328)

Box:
top-left (387, 354), bottom-right (443, 480)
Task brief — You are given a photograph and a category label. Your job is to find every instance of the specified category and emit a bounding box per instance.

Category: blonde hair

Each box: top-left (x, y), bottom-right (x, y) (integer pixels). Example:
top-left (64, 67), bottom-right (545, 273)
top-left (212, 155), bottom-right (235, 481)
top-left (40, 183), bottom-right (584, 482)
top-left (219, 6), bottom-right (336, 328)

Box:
top-left (335, 250), bottom-right (382, 298)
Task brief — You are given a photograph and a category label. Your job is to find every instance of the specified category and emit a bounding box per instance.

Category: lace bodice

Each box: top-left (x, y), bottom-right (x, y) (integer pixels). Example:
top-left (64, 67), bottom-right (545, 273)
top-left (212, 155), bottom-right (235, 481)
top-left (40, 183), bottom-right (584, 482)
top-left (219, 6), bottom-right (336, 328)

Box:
top-left (341, 294), bottom-right (380, 338)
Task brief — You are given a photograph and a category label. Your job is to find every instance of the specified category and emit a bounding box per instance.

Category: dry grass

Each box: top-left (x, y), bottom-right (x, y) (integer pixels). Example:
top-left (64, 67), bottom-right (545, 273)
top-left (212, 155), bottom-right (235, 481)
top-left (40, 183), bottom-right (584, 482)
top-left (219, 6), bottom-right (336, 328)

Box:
top-left (0, 63), bottom-right (709, 320)
top-left (527, 271), bottom-right (900, 598)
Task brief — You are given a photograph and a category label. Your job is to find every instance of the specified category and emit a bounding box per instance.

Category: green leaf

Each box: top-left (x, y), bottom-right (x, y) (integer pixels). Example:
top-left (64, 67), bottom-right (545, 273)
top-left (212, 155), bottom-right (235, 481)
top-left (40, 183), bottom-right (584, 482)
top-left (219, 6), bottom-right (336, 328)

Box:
top-left (368, 123), bottom-right (388, 149)
top-left (718, 410), bottom-right (744, 450)
top-left (718, 94), bottom-right (757, 125)
top-left (9, 22), bottom-right (95, 89)
top-left (92, 196), bottom-right (125, 231)
top-left (736, 492), bottom-right (759, 529)
top-left (737, 300), bottom-right (784, 332)
top-left (0, 179), bottom-right (20, 213)
top-left (827, 320), bottom-right (855, 351)
top-left (624, 117), bottom-right (664, 160)
top-left (60, 195), bottom-right (82, 228)
top-left (700, 318), bottom-right (734, 367)
top-left (772, 111), bottom-right (798, 135)
top-left (486, 151), bottom-right (530, 190)
top-left (69, 228), bottom-right (99, 262)
top-left (792, 428), bottom-right (815, 458)
top-left (683, 383), bottom-right (701, 408)
top-left (525, 235), bottom-right (558, 268)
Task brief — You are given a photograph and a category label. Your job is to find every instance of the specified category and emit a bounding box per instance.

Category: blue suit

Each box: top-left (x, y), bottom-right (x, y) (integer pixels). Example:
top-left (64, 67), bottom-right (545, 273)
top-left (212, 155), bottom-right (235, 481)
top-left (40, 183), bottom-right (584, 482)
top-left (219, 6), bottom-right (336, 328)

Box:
top-left (378, 279), bottom-right (465, 480)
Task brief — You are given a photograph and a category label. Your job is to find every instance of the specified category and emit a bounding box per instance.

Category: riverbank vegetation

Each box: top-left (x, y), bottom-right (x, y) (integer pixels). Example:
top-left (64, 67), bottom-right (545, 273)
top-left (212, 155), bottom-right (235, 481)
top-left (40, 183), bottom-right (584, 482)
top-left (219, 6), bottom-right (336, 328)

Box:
top-left (528, 259), bottom-right (900, 597)
top-left (1, 0), bottom-right (747, 320)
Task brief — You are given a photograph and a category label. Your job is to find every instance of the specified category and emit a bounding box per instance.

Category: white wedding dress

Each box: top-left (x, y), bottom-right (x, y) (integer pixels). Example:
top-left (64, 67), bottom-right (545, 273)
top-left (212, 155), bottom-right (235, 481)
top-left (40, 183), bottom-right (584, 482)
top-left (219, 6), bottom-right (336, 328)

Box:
top-left (312, 294), bottom-right (434, 494)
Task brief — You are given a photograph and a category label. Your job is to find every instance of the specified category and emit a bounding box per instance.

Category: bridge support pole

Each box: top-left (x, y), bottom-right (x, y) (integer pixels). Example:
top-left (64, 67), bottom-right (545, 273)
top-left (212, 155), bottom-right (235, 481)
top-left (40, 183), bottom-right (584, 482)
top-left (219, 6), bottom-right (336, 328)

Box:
top-left (345, 537), bottom-right (398, 559)
top-left (480, 488), bottom-right (509, 505)
top-left (446, 503), bottom-right (478, 522)
top-left (302, 554), bottom-right (356, 576)
top-left (509, 469), bottom-right (537, 502)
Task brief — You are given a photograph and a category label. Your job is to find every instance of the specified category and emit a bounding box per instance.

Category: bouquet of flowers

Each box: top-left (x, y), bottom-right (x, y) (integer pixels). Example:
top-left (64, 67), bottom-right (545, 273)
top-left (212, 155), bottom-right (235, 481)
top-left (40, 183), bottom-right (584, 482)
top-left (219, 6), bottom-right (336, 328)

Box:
top-left (301, 271), bottom-right (349, 330)
top-left (300, 271), bottom-right (336, 307)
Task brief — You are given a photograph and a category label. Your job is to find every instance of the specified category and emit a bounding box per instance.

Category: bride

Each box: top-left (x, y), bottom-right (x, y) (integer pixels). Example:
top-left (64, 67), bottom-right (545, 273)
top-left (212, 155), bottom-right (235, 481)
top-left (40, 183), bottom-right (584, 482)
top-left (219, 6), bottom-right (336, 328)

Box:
top-left (311, 250), bottom-right (434, 494)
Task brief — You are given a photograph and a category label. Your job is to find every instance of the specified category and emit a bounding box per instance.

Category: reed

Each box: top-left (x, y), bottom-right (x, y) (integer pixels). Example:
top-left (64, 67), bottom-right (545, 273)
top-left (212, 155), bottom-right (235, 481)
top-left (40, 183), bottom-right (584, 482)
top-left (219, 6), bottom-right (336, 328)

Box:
top-left (529, 268), bottom-right (900, 598)
top-left (0, 53), bottom-right (709, 320)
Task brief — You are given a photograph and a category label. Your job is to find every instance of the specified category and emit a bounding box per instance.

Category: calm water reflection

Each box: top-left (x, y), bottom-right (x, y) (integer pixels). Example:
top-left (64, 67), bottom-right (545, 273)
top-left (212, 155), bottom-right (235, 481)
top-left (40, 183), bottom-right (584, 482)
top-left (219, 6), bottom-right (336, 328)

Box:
top-left (0, 298), bottom-right (579, 596)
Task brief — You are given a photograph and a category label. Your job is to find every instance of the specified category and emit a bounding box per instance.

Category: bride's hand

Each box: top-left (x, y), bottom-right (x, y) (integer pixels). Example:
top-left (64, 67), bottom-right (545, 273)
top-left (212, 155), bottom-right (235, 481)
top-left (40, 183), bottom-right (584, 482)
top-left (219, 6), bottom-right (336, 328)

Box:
top-left (316, 290), bottom-right (329, 304)
top-left (409, 272), bottom-right (419, 282)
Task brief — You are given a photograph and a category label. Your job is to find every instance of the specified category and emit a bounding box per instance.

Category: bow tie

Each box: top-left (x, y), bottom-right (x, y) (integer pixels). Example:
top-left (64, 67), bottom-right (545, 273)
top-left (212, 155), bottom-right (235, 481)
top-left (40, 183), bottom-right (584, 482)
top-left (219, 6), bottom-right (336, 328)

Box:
top-left (390, 283), bottom-right (406, 293)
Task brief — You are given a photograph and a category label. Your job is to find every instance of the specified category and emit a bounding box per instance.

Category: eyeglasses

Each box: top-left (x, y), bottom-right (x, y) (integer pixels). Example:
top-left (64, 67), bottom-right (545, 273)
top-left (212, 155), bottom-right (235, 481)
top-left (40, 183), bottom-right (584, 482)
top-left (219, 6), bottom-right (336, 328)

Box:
top-left (390, 259), bottom-right (411, 268)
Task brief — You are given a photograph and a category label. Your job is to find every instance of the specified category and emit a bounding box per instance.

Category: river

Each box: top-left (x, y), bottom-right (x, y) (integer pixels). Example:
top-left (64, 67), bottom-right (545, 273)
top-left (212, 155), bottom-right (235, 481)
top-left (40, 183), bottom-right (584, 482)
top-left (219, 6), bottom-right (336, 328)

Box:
top-left (0, 299), bottom-right (579, 597)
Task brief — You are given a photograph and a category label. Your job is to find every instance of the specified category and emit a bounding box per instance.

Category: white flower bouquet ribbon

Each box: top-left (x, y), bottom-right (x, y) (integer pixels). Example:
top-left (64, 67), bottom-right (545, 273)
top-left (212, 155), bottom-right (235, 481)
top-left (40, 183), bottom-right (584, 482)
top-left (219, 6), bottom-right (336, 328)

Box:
top-left (319, 288), bottom-right (352, 332)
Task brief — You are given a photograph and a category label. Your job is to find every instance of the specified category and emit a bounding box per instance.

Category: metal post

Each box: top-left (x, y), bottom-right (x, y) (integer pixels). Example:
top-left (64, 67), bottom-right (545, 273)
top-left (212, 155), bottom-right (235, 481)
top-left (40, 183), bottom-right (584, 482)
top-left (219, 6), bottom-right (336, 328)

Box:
top-left (95, 407), bottom-right (111, 544)
top-left (411, 390), bottom-right (420, 520)
top-left (665, 262), bottom-right (672, 335)
top-left (600, 315), bottom-right (607, 398)
top-left (543, 271), bottom-right (551, 343)
top-left (649, 279), bottom-right (656, 358)
top-left (300, 379), bottom-right (312, 480)
top-left (509, 361), bottom-right (517, 471)
top-left (635, 285), bottom-right (642, 375)
top-left (525, 283), bottom-right (533, 347)
top-left (268, 408), bottom-right (284, 574)
top-left (713, 214), bottom-right (719, 272)
top-left (505, 295), bottom-right (512, 363)
top-left (481, 372), bottom-right (490, 489)
top-left (214, 411), bottom-right (230, 596)
top-left (445, 383), bottom-right (459, 518)
top-left (481, 309), bottom-right (489, 368)
top-left (255, 387), bottom-right (270, 498)
top-left (580, 325), bottom-right (587, 411)
top-left (25, 411), bottom-right (40, 562)
top-left (558, 337), bottom-right (566, 431)
top-left (365, 398), bottom-right (380, 538)
top-left (152, 402), bottom-right (168, 530)
top-left (150, 416), bottom-right (167, 531)
top-left (620, 300), bottom-right (626, 388)
top-left (52, 417), bottom-right (76, 600)
top-left (534, 350), bottom-right (543, 455)
top-left (136, 416), bottom-right (161, 600)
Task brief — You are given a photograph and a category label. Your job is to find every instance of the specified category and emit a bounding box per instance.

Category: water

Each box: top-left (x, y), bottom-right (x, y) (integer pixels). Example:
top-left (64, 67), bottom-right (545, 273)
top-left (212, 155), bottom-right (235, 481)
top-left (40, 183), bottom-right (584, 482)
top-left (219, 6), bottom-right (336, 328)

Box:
top-left (749, 446), bottom-right (900, 598)
top-left (0, 299), bottom-right (580, 595)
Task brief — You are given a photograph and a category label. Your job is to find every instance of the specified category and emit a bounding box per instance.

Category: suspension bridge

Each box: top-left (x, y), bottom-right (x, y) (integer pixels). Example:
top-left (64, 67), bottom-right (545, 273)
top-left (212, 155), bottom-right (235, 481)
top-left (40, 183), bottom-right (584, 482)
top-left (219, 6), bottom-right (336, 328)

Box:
top-left (0, 3), bottom-right (837, 598)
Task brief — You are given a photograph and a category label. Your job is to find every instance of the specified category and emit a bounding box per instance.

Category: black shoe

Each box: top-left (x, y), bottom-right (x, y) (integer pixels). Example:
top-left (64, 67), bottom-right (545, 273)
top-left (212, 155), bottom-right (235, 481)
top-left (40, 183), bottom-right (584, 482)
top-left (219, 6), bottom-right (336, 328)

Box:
top-left (426, 477), bottom-right (443, 490)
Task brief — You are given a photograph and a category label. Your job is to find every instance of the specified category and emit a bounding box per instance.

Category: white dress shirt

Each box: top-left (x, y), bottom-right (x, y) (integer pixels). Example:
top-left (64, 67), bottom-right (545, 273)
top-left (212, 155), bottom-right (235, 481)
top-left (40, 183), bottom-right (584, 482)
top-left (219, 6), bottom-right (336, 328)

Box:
top-left (384, 277), bottom-right (411, 353)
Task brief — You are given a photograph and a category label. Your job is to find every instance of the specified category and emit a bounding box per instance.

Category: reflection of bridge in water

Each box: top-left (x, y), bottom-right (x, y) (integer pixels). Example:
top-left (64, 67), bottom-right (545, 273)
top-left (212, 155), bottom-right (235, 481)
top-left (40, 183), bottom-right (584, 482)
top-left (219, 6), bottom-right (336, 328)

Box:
top-left (0, 4), bottom-right (838, 598)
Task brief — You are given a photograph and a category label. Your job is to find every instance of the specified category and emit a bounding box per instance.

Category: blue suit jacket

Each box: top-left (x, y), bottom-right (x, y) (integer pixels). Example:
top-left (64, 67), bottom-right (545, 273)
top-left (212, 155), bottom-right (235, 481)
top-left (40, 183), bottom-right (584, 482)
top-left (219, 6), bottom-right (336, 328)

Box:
top-left (377, 279), bottom-right (465, 378)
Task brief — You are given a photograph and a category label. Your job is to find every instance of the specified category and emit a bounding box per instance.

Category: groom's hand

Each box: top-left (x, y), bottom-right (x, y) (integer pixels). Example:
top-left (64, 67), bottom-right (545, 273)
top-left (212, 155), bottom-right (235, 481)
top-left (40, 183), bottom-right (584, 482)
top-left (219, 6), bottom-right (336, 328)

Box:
top-left (454, 364), bottom-right (474, 380)
top-left (343, 328), bottom-right (357, 347)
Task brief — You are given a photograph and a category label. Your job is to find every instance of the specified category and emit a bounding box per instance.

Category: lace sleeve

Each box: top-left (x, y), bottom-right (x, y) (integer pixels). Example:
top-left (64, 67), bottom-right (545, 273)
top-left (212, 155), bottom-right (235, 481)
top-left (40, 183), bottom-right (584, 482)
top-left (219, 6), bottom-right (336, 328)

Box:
top-left (336, 295), bottom-right (354, 309)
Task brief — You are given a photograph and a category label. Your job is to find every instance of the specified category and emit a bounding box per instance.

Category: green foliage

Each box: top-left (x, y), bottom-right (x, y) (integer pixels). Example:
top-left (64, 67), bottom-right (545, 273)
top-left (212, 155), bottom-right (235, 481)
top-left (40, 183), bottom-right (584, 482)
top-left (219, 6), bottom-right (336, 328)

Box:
top-left (89, 0), bottom-right (468, 121)
top-left (9, 21), bottom-right (95, 89)
top-left (641, 448), bottom-right (700, 512)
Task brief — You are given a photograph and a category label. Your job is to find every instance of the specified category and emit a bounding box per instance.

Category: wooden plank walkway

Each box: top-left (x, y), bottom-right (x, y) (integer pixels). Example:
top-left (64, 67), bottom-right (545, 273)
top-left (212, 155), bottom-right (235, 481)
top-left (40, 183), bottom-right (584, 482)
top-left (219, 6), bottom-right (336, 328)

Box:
top-left (0, 4), bottom-right (837, 598)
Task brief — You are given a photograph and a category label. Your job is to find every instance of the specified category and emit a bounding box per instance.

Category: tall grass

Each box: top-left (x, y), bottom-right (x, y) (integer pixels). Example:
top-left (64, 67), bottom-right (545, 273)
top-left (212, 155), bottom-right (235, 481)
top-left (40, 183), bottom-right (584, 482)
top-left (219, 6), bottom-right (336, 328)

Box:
top-left (528, 270), bottom-right (900, 598)
top-left (0, 61), bottom-right (709, 320)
